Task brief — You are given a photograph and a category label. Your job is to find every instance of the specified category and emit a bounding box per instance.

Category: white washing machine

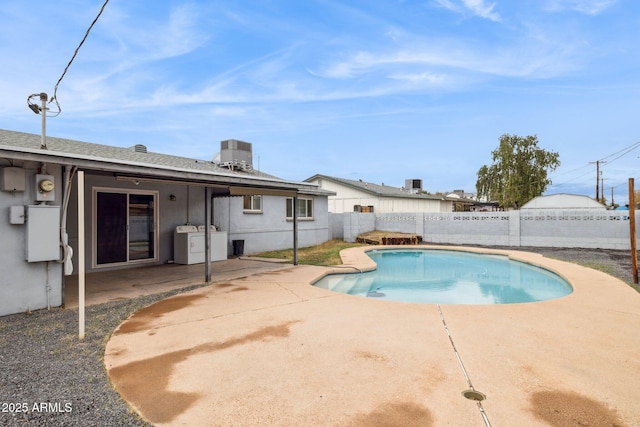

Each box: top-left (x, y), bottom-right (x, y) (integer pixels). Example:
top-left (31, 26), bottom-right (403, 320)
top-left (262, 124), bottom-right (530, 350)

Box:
top-left (174, 225), bottom-right (228, 264)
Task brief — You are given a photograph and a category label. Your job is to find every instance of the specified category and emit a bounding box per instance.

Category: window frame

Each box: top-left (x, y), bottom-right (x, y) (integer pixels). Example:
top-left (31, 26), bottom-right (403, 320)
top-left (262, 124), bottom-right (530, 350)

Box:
top-left (286, 197), bottom-right (314, 220)
top-left (243, 195), bottom-right (263, 213)
top-left (92, 187), bottom-right (159, 268)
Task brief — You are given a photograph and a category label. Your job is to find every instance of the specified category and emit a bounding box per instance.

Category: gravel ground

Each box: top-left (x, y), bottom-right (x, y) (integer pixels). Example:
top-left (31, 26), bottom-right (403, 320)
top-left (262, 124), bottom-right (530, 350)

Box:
top-left (0, 248), bottom-right (638, 426)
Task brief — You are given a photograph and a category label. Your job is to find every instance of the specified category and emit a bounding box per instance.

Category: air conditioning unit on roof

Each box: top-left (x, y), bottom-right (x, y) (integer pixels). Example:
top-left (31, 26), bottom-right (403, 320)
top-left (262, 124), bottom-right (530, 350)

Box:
top-left (218, 139), bottom-right (252, 171)
top-left (405, 179), bottom-right (422, 194)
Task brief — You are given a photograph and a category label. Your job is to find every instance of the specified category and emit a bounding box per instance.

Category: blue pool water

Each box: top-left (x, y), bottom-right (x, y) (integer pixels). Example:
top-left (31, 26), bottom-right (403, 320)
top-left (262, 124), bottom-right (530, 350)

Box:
top-left (314, 249), bottom-right (573, 304)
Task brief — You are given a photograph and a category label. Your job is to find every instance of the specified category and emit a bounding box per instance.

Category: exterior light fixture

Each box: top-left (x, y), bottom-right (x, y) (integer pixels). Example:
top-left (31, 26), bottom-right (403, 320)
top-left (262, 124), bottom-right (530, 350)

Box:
top-left (27, 93), bottom-right (48, 149)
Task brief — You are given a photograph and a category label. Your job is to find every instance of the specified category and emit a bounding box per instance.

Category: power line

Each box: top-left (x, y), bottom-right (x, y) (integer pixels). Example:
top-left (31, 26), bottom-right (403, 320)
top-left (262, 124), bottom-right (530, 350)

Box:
top-left (49, 0), bottom-right (111, 116)
top-left (548, 140), bottom-right (640, 192)
top-left (599, 140), bottom-right (640, 164)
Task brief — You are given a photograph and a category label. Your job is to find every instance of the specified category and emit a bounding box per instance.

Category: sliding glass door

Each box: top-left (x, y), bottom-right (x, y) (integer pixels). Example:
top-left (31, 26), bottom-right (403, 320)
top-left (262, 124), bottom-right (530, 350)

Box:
top-left (95, 189), bottom-right (158, 266)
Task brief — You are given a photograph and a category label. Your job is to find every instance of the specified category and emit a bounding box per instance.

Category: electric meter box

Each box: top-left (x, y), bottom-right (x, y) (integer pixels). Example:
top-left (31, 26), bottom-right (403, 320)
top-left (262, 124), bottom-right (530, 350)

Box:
top-left (26, 205), bottom-right (60, 262)
top-left (35, 174), bottom-right (55, 202)
top-left (1, 167), bottom-right (26, 192)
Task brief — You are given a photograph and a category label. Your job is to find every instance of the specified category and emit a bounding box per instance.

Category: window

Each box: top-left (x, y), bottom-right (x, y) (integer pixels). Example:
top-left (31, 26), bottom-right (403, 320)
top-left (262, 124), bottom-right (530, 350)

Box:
top-left (286, 197), bottom-right (313, 220)
top-left (354, 205), bottom-right (374, 213)
top-left (243, 195), bottom-right (262, 213)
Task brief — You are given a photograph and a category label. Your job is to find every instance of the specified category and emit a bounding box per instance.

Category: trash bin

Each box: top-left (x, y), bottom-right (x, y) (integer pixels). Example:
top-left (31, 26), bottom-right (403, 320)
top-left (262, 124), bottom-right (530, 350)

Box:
top-left (232, 239), bottom-right (244, 257)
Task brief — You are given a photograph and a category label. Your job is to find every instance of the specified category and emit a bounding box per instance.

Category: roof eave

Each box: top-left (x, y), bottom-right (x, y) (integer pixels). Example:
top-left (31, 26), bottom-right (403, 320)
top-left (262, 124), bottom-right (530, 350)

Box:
top-left (0, 144), bottom-right (317, 193)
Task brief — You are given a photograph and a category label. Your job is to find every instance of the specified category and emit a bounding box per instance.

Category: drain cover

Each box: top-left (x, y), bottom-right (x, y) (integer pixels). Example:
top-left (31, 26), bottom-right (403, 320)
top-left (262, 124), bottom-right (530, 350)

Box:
top-left (462, 389), bottom-right (486, 401)
top-left (366, 291), bottom-right (386, 298)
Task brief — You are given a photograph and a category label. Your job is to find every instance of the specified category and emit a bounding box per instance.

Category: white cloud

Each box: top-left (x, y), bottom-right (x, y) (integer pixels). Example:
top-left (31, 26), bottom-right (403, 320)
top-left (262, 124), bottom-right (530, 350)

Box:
top-left (434, 0), bottom-right (501, 22)
top-left (461, 0), bottom-right (501, 21)
top-left (387, 71), bottom-right (448, 85)
top-left (544, 0), bottom-right (619, 15)
top-left (313, 33), bottom-right (581, 87)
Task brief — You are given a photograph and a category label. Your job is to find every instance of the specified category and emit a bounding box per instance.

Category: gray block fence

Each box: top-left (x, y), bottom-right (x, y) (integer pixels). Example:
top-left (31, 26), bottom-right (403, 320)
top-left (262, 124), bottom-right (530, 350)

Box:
top-left (335, 210), bottom-right (636, 250)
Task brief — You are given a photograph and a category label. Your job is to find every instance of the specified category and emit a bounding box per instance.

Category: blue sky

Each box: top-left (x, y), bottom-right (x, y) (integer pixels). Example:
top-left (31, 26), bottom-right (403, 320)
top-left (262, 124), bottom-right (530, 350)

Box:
top-left (1, 0), bottom-right (638, 202)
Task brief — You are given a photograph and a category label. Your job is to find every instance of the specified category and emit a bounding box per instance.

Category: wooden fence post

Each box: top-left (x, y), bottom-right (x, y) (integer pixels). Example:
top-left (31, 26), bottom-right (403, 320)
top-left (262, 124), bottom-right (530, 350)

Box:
top-left (629, 178), bottom-right (638, 284)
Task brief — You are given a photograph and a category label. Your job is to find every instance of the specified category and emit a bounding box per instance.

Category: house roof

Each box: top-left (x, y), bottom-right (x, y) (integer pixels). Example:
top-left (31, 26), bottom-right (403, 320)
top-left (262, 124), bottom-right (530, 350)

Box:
top-left (521, 193), bottom-right (606, 210)
top-left (304, 174), bottom-right (452, 201)
top-left (0, 129), bottom-right (331, 196)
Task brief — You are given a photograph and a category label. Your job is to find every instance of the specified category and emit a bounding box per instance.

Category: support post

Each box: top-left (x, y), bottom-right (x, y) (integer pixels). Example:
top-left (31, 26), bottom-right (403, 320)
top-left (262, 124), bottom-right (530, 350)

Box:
top-left (78, 171), bottom-right (85, 339)
top-left (629, 178), bottom-right (638, 284)
top-left (204, 186), bottom-right (211, 283)
top-left (39, 93), bottom-right (47, 149)
top-left (293, 196), bottom-right (298, 266)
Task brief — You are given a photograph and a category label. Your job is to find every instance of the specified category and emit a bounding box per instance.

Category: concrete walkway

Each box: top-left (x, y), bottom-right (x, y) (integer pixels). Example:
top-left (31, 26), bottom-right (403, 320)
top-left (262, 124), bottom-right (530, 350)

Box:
top-left (105, 246), bottom-right (640, 426)
top-left (64, 258), bottom-right (290, 308)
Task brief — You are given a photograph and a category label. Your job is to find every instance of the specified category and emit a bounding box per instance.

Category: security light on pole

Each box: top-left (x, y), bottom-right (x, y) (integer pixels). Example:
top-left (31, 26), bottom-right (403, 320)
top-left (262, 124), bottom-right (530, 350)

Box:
top-left (27, 92), bottom-right (48, 149)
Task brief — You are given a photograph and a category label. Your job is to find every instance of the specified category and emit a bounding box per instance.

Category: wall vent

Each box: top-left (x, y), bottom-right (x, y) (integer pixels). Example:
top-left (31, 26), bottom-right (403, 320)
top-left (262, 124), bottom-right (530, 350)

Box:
top-left (130, 144), bottom-right (147, 153)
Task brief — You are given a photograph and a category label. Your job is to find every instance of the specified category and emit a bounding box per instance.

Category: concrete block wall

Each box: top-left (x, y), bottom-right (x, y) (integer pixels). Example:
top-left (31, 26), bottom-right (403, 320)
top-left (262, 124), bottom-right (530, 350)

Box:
top-left (376, 214), bottom-right (419, 234)
top-left (339, 209), bottom-right (638, 250)
top-left (329, 213), bottom-right (344, 240)
top-left (343, 212), bottom-right (376, 242)
top-left (519, 210), bottom-right (631, 249)
top-left (421, 212), bottom-right (512, 246)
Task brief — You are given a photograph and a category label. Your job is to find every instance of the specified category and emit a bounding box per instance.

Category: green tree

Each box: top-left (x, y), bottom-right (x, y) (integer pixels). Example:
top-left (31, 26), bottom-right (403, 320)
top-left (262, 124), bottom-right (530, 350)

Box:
top-left (476, 134), bottom-right (560, 209)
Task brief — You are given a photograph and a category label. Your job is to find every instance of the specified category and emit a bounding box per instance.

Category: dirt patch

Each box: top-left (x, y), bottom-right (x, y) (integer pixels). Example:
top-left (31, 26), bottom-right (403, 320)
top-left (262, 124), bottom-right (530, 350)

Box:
top-left (114, 294), bottom-right (205, 334)
top-left (109, 320), bottom-right (300, 424)
top-left (529, 389), bottom-right (627, 427)
top-left (346, 401), bottom-right (434, 427)
top-left (228, 286), bottom-right (249, 292)
top-left (354, 350), bottom-right (389, 363)
top-left (109, 347), bottom-right (201, 424)
top-left (216, 283), bottom-right (235, 288)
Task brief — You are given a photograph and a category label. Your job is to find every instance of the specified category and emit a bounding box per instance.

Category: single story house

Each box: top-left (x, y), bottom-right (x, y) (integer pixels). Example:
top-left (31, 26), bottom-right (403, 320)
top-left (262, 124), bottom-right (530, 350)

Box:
top-left (0, 129), bottom-right (332, 316)
top-left (304, 174), bottom-right (454, 213)
top-left (521, 194), bottom-right (606, 210)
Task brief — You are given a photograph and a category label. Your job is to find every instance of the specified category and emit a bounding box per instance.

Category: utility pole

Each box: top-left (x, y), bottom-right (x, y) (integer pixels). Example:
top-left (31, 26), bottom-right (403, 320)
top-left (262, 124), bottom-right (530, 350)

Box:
top-left (589, 160), bottom-right (607, 201)
top-left (629, 178), bottom-right (638, 284)
top-left (611, 187), bottom-right (614, 207)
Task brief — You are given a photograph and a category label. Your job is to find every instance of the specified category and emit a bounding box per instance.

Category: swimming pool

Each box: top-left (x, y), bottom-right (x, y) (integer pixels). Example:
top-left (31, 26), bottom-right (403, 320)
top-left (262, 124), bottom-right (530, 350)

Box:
top-left (314, 249), bottom-right (573, 304)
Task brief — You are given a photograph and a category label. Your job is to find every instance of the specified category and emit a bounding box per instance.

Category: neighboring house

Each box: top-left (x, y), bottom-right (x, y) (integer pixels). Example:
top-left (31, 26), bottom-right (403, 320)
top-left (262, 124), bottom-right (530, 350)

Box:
top-left (0, 129), bottom-right (332, 316)
top-left (521, 194), bottom-right (606, 210)
top-left (305, 174), bottom-right (454, 213)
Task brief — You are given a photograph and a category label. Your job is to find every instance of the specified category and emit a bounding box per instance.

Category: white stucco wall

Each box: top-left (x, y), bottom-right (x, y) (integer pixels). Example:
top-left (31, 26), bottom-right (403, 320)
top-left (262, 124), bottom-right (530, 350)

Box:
top-left (308, 178), bottom-right (452, 213)
top-left (0, 162), bottom-right (63, 316)
top-left (214, 194), bottom-right (331, 255)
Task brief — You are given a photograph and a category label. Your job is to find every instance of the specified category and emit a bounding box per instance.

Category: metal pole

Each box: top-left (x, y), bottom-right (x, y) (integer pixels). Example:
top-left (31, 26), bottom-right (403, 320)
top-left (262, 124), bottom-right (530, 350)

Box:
top-left (595, 162), bottom-right (599, 201)
top-left (629, 178), bottom-right (638, 284)
top-left (39, 93), bottom-right (47, 149)
top-left (78, 171), bottom-right (85, 339)
top-left (293, 196), bottom-right (298, 266)
top-left (204, 187), bottom-right (211, 283)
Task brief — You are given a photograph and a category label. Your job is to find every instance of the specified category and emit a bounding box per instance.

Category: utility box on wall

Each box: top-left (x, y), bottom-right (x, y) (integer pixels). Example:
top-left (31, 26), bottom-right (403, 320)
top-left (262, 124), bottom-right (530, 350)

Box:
top-left (9, 205), bottom-right (25, 224)
top-left (26, 205), bottom-right (60, 262)
top-left (1, 167), bottom-right (26, 192)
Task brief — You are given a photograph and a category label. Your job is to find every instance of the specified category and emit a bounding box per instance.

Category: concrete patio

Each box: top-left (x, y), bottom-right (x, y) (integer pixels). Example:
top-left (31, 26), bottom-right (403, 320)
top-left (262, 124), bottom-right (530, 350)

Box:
top-left (104, 246), bottom-right (640, 426)
top-left (64, 258), bottom-right (291, 308)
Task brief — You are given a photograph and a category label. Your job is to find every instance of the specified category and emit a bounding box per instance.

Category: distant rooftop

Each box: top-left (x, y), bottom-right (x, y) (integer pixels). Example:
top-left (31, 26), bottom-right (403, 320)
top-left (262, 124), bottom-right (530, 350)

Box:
top-left (305, 174), bottom-right (453, 201)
